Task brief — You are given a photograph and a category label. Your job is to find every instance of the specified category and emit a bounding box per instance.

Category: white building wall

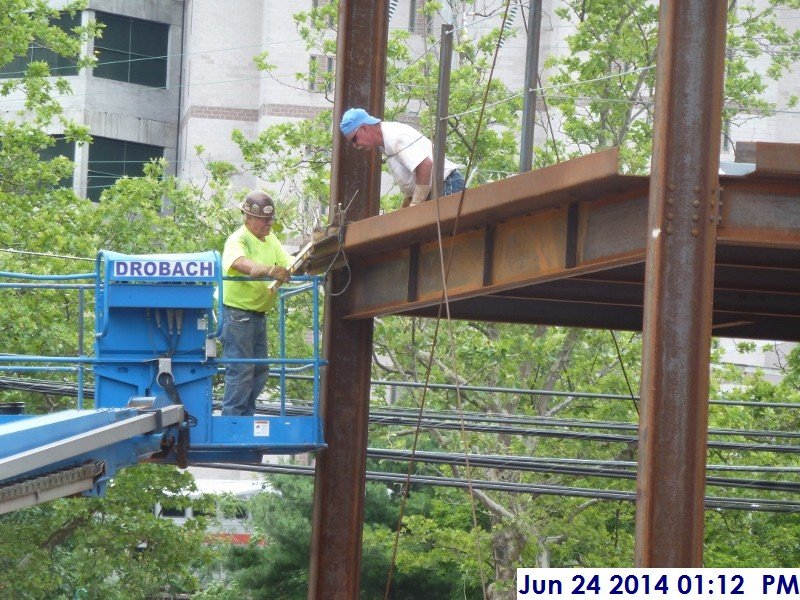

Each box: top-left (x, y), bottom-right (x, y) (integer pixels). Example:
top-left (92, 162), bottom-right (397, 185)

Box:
top-left (718, 340), bottom-right (796, 386)
top-left (2, 0), bottom-right (184, 197)
top-left (177, 0), bottom-right (264, 192)
top-left (80, 1), bottom-right (183, 169)
top-left (7, 1), bottom-right (799, 206)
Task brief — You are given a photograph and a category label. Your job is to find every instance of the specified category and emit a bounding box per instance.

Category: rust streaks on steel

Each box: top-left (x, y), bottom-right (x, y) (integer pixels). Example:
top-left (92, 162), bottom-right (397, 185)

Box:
top-left (717, 179), bottom-right (800, 248)
top-left (752, 142), bottom-right (800, 177)
top-left (635, 0), bottom-right (728, 568)
top-left (343, 147), bottom-right (628, 256)
top-left (307, 1), bottom-right (388, 599)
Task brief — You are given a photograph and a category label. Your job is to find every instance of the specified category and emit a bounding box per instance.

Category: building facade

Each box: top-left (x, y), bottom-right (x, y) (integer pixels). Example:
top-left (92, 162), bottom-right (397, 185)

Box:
top-left (2, 1), bottom-right (798, 203)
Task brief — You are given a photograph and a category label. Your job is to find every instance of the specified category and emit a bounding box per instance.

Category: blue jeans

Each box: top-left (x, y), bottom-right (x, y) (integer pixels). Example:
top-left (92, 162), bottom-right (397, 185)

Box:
top-left (221, 306), bottom-right (269, 416)
top-left (444, 170), bottom-right (466, 195)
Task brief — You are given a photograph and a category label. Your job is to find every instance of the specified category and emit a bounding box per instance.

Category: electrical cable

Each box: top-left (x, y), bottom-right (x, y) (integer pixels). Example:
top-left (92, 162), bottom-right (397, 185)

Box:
top-left (0, 248), bottom-right (95, 262)
top-left (194, 462), bottom-right (800, 514)
top-left (4, 374), bottom-right (799, 447)
top-left (8, 366), bottom-right (800, 410)
top-left (609, 330), bottom-right (639, 415)
top-left (391, 4), bottom-right (521, 597)
top-left (366, 447), bottom-right (800, 494)
top-left (324, 190), bottom-right (357, 297)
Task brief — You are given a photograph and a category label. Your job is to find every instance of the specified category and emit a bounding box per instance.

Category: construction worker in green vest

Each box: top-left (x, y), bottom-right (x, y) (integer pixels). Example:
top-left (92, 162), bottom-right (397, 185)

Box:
top-left (220, 190), bottom-right (292, 416)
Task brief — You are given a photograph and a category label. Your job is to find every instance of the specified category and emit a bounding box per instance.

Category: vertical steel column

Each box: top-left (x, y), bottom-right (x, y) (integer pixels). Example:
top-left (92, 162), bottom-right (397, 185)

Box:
top-left (307, 1), bottom-right (388, 598)
top-left (432, 23), bottom-right (453, 199)
top-left (635, 1), bottom-right (727, 567)
top-left (519, 0), bottom-right (542, 173)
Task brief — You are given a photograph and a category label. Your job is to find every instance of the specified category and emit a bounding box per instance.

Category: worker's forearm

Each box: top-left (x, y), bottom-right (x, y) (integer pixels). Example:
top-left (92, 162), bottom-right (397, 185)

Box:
top-left (231, 257), bottom-right (257, 275)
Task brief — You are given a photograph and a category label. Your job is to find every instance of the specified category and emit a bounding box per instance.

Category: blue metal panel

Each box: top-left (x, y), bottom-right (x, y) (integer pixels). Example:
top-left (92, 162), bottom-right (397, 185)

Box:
top-left (101, 250), bottom-right (220, 283)
top-left (0, 249), bottom-right (326, 500)
top-left (0, 409), bottom-right (129, 455)
top-left (205, 415), bottom-right (325, 448)
top-left (93, 250), bottom-right (327, 464)
top-left (0, 408), bottom-right (174, 489)
top-left (0, 415), bottom-right (34, 425)
top-left (107, 284), bottom-right (214, 309)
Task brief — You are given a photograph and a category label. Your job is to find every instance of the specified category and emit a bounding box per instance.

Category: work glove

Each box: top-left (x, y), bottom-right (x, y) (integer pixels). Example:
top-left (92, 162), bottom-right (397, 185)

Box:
top-left (268, 266), bottom-right (291, 283)
top-left (409, 183), bottom-right (432, 206)
top-left (251, 263), bottom-right (291, 283)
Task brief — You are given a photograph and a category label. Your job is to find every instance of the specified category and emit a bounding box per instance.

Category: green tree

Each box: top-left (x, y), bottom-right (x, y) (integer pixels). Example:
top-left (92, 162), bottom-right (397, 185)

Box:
top-left (215, 1), bottom-right (800, 596)
top-left (543, 0), bottom-right (800, 171)
top-left (0, 465), bottom-right (217, 598)
top-left (223, 474), bottom-right (485, 599)
top-left (0, 4), bottom-right (233, 597)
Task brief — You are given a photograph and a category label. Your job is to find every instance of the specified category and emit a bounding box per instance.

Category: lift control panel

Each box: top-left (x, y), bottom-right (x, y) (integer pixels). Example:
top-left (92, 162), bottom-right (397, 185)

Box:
top-left (0, 250), bottom-right (325, 512)
top-left (94, 250), bottom-right (326, 464)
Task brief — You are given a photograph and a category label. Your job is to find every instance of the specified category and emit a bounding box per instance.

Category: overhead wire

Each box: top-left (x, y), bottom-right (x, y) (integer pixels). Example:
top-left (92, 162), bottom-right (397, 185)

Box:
top-left (0, 248), bottom-right (95, 262)
top-left (366, 448), bottom-right (800, 494)
top-left (384, 4), bottom-right (524, 598)
top-left (382, 26), bottom-right (458, 600)
top-left (4, 374), bottom-right (799, 451)
top-left (396, 3), bottom-right (520, 596)
top-left (195, 462), bottom-right (800, 514)
top-left (609, 331), bottom-right (639, 415)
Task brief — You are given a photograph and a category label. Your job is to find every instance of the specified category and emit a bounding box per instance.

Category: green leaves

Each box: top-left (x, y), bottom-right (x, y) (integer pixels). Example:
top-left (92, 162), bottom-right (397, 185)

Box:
top-left (226, 475), bottom-right (487, 599)
top-left (0, 465), bottom-right (215, 598)
top-left (545, 1), bottom-right (799, 171)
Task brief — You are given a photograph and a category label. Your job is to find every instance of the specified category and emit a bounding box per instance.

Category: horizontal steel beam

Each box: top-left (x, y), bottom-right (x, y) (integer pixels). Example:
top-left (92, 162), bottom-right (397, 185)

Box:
top-left (342, 168), bottom-right (799, 333)
top-left (343, 147), bottom-right (634, 256)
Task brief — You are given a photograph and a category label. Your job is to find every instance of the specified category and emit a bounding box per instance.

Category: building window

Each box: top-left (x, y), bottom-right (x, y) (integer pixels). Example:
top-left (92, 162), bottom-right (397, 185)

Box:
top-left (87, 137), bottom-right (163, 202)
top-left (39, 135), bottom-right (75, 190)
top-left (308, 54), bottom-right (334, 93)
top-left (159, 506), bottom-right (187, 518)
top-left (0, 13), bottom-right (81, 79)
top-left (93, 12), bottom-right (168, 88)
top-left (409, 0), bottom-right (431, 35)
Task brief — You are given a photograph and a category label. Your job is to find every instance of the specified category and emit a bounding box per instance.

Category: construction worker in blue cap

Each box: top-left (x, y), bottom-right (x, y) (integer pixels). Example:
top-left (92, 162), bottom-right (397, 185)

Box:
top-left (339, 107), bottom-right (465, 208)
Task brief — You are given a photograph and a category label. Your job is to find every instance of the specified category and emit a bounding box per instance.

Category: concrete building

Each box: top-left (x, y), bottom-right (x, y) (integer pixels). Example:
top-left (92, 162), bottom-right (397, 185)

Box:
top-left (3, 1), bottom-right (798, 203)
top-left (1, 1), bottom-right (182, 200)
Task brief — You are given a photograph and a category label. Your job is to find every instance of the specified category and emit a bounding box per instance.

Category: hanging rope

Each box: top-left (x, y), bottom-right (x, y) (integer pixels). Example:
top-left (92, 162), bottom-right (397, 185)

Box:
top-left (384, 3), bottom-right (516, 598)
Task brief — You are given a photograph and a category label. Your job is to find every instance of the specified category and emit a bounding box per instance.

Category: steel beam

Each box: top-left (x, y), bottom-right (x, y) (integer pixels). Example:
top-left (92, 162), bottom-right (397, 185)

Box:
top-left (519, 0), bottom-right (543, 172)
top-left (343, 148), bottom-right (626, 255)
top-left (432, 23), bottom-right (454, 199)
top-left (635, 0), bottom-right (728, 567)
top-left (307, 1), bottom-right (388, 598)
top-left (340, 172), bottom-right (799, 333)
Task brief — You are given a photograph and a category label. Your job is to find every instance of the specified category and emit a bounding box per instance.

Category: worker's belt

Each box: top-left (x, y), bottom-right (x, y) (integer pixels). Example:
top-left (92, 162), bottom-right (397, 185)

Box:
top-left (223, 305), bottom-right (266, 316)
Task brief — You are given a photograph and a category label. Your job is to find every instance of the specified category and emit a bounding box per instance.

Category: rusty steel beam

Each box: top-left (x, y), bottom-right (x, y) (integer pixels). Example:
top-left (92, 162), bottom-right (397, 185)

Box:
top-left (751, 142), bottom-right (800, 177)
top-left (338, 158), bottom-right (800, 269)
top-left (635, 0), bottom-right (728, 567)
top-left (344, 147), bottom-right (629, 255)
top-left (718, 179), bottom-right (800, 248)
top-left (398, 253), bottom-right (800, 340)
top-left (307, 1), bottom-right (388, 599)
top-left (340, 169), bottom-right (798, 323)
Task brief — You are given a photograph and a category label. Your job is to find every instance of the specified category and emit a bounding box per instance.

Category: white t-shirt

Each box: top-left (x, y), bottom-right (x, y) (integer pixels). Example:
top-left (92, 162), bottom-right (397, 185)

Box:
top-left (380, 121), bottom-right (458, 197)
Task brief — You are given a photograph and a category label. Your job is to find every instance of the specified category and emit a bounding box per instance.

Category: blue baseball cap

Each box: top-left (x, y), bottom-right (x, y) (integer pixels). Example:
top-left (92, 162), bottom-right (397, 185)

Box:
top-left (339, 108), bottom-right (381, 136)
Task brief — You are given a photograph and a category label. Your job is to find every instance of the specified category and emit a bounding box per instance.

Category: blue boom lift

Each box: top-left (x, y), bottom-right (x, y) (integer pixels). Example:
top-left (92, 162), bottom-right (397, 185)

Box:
top-left (0, 250), bottom-right (326, 514)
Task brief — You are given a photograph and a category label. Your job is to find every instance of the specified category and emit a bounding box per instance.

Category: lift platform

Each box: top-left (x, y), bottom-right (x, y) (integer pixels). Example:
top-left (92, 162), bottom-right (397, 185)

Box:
top-left (0, 250), bottom-right (326, 513)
